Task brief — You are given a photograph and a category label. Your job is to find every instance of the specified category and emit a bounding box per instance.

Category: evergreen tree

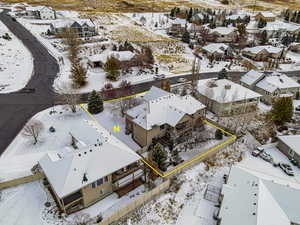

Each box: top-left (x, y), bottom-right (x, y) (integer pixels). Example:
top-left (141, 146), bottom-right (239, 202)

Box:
top-left (296, 91), bottom-right (300, 100)
top-left (88, 90), bottom-right (103, 114)
top-left (270, 97), bottom-right (293, 124)
top-left (152, 143), bottom-right (168, 171)
top-left (182, 29), bottom-right (190, 43)
top-left (187, 8), bottom-right (193, 22)
top-left (175, 7), bottom-right (180, 15)
top-left (215, 129), bottom-right (223, 140)
top-left (171, 149), bottom-right (182, 165)
top-left (170, 8), bottom-right (176, 17)
top-left (260, 30), bottom-right (268, 44)
top-left (258, 18), bottom-right (267, 28)
top-left (218, 68), bottom-right (228, 79)
top-left (104, 56), bottom-right (120, 81)
top-left (282, 34), bottom-right (292, 46)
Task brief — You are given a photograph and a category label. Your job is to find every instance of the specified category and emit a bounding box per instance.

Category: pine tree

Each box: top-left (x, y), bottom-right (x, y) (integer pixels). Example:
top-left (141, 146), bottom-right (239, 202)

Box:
top-left (296, 91), bottom-right (300, 100)
top-left (187, 8), bottom-right (193, 22)
top-left (270, 97), bottom-right (293, 124)
top-left (218, 68), bottom-right (228, 79)
top-left (258, 18), bottom-right (267, 28)
top-left (182, 29), bottom-right (190, 43)
top-left (170, 8), bottom-right (175, 17)
top-left (152, 143), bottom-right (167, 171)
top-left (70, 59), bottom-right (87, 88)
top-left (88, 90), bottom-right (103, 114)
top-left (261, 30), bottom-right (268, 44)
top-left (215, 129), bottom-right (223, 140)
top-left (171, 149), bottom-right (182, 165)
top-left (104, 56), bottom-right (120, 81)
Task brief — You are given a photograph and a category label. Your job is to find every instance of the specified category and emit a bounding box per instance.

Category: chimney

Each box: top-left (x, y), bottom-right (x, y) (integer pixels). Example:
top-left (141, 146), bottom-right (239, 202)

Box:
top-left (224, 84), bottom-right (231, 90)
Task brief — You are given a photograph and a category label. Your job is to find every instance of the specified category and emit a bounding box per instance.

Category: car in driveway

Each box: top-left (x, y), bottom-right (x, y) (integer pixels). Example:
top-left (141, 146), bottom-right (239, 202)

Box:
top-left (252, 146), bottom-right (264, 157)
top-left (279, 163), bottom-right (294, 176)
top-left (154, 74), bottom-right (166, 80)
top-left (296, 106), bottom-right (300, 111)
top-left (259, 151), bottom-right (273, 163)
top-left (177, 77), bottom-right (187, 83)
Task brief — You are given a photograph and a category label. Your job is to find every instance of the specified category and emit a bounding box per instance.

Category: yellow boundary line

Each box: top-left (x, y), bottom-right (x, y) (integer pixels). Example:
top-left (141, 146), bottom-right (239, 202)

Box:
top-left (80, 99), bottom-right (237, 178)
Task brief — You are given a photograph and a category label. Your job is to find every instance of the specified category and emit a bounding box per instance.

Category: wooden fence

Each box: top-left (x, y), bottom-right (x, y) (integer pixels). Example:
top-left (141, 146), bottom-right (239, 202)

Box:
top-left (98, 179), bottom-right (170, 225)
top-left (0, 172), bottom-right (44, 190)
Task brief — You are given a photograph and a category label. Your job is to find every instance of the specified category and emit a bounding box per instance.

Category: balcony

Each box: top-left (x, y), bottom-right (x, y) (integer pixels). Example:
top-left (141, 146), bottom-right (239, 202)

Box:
top-left (112, 163), bottom-right (142, 182)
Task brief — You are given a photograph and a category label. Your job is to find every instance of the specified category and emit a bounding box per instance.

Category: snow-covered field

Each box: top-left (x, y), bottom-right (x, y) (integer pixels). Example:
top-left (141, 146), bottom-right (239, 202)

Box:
top-left (0, 20), bottom-right (33, 93)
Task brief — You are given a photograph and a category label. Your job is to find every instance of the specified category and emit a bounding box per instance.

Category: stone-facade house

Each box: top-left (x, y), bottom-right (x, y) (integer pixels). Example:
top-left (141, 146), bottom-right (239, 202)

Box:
top-left (125, 86), bottom-right (206, 147)
top-left (241, 70), bottom-right (300, 104)
top-left (277, 135), bottom-right (300, 166)
top-left (242, 45), bottom-right (287, 61)
top-left (50, 19), bottom-right (97, 37)
top-left (197, 78), bottom-right (261, 116)
top-left (255, 12), bottom-right (276, 22)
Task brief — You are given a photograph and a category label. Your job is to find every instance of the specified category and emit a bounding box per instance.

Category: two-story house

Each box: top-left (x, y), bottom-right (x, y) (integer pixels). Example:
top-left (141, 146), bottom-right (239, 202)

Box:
top-left (197, 78), bottom-right (262, 116)
top-left (241, 70), bottom-right (300, 104)
top-left (125, 86), bottom-right (206, 147)
top-left (26, 6), bottom-right (56, 20)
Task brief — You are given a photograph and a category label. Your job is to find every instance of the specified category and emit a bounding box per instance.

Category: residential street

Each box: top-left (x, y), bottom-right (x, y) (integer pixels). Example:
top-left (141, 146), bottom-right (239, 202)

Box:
top-left (0, 9), bottom-right (299, 155)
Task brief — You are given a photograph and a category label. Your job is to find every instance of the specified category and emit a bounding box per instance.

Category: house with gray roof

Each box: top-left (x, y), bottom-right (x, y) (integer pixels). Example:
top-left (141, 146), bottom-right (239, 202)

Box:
top-left (277, 135), bottom-right (300, 166)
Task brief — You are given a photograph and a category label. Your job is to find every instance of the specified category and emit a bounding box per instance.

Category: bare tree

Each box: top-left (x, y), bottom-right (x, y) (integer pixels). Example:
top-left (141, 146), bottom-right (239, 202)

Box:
top-left (22, 120), bottom-right (44, 145)
top-left (56, 82), bottom-right (79, 113)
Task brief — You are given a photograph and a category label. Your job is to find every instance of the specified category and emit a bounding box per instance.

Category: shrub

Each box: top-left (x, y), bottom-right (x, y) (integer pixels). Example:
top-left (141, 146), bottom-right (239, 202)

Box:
top-left (215, 129), bottom-right (223, 140)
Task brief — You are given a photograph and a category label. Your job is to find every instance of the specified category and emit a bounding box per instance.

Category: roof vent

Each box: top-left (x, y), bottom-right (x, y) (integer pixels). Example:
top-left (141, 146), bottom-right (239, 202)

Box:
top-left (82, 173), bottom-right (88, 183)
top-left (224, 84), bottom-right (231, 90)
top-left (78, 154), bottom-right (81, 157)
top-left (252, 213), bottom-right (256, 216)
top-left (279, 78), bottom-right (283, 83)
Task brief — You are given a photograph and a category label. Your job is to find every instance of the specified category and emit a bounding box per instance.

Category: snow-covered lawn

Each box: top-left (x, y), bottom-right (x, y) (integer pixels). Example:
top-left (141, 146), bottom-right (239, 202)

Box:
top-left (0, 20), bottom-right (33, 93)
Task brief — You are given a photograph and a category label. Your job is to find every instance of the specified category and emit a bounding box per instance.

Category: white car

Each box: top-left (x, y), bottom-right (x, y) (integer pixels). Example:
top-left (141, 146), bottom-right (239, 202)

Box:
top-left (154, 74), bottom-right (166, 80)
top-left (177, 78), bottom-right (187, 83)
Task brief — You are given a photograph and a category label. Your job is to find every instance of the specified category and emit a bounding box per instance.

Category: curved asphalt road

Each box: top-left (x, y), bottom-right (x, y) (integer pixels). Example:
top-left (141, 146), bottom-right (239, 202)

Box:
top-left (0, 9), bottom-right (59, 154)
top-left (0, 9), bottom-right (299, 155)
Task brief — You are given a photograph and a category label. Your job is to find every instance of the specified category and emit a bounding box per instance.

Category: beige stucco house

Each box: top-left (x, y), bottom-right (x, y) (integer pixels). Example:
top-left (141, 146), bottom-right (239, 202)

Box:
top-left (125, 86), bottom-right (206, 147)
top-left (242, 46), bottom-right (287, 61)
top-left (197, 78), bottom-right (262, 116)
top-left (241, 70), bottom-right (300, 104)
top-left (39, 142), bottom-right (144, 214)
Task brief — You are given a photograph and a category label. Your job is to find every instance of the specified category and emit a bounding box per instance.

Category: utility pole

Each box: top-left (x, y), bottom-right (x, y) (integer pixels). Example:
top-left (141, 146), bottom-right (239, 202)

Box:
top-left (191, 56), bottom-right (200, 98)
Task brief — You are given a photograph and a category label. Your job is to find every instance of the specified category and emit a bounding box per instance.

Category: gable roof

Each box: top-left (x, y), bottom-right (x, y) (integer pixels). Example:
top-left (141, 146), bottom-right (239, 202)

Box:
top-left (278, 135), bottom-right (300, 155)
top-left (126, 87), bottom-right (206, 130)
top-left (197, 78), bottom-right (262, 103)
top-left (202, 43), bottom-right (229, 54)
top-left (87, 50), bottom-right (135, 63)
top-left (241, 70), bottom-right (265, 86)
top-left (256, 72), bottom-right (300, 93)
top-left (51, 19), bottom-right (94, 29)
top-left (243, 45), bottom-right (283, 55)
top-left (210, 26), bottom-right (236, 35)
top-left (257, 11), bottom-right (276, 18)
top-left (143, 86), bottom-right (170, 102)
top-left (219, 166), bottom-right (300, 225)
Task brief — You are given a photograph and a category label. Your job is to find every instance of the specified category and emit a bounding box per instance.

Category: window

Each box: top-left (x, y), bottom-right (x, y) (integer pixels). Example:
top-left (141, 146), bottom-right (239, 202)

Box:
top-left (91, 182), bottom-right (96, 189)
top-left (289, 149), bottom-right (295, 157)
top-left (97, 178), bottom-right (103, 186)
top-left (104, 176), bottom-right (108, 182)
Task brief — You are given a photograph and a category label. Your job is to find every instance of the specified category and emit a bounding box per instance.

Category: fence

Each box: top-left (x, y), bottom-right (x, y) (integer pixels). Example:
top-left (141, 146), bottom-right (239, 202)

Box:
top-left (0, 172), bottom-right (44, 190)
top-left (98, 179), bottom-right (170, 225)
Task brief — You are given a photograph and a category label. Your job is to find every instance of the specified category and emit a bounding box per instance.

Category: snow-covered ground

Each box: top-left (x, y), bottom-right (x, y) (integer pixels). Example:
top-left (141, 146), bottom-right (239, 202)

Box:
top-left (0, 20), bottom-right (33, 93)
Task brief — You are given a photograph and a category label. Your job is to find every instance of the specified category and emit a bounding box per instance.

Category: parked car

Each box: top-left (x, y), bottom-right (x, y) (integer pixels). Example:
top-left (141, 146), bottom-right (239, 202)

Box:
top-left (177, 77), bottom-right (187, 83)
top-left (279, 163), bottom-right (294, 176)
top-left (252, 146), bottom-right (264, 157)
top-left (11, 17), bottom-right (16, 22)
top-left (154, 74), bottom-right (166, 80)
top-left (295, 106), bottom-right (300, 111)
top-left (259, 152), bottom-right (273, 163)
top-left (290, 158), bottom-right (298, 166)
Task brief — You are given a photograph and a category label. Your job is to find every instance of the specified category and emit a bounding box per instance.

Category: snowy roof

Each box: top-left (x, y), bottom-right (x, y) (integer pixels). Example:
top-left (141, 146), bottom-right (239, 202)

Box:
top-left (278, 135), bottom-right (300, 155)
top-left (126, 87), bottom-right (206, 130)
top-left (226, 14), bottom-right (247, 20)
top-left (256, 72), bottom-right (300, 93)
top-left (26, 6), bottom-right (53, 12)
top-left (87, 51), bottom-right (135, 63)
top-left (197, 78), bottom-right (262, 103)
top-left (210, 27), bottom-right (236, 35)
top-left (243, 45), bottom-right (283, 54)
top-left (51, 19), bottom-right (94, 29)
top-left (262, 21), bottom-right (300, 32)
top-left (202, 43), bottom-right (229, 54)
top-left (143, 86), bottom-right (170, 102)
top-left (219, 166), bottom-right (300, 225)
top-left (39, 144), bottom-right (140, 198)
top-left (256, 11), bottom-right (276, 18)
top-left (240, 70), bottom-right (265, 86)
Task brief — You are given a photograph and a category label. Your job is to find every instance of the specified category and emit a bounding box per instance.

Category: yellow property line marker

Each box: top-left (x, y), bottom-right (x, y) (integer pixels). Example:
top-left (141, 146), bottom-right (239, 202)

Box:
top-left (80, 97), bottom-right (237, 178)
